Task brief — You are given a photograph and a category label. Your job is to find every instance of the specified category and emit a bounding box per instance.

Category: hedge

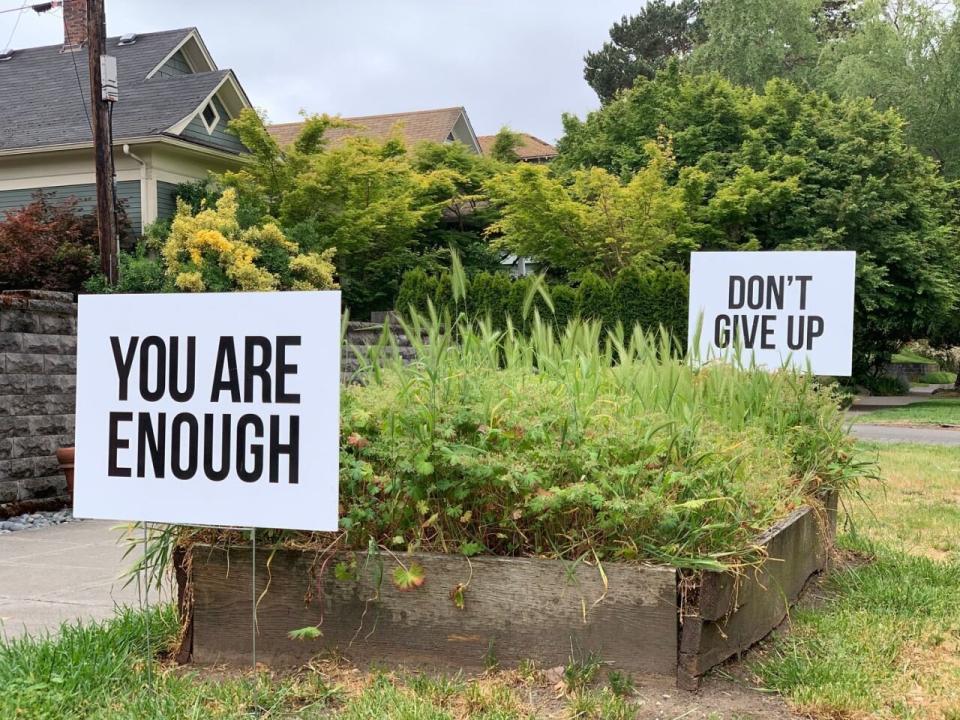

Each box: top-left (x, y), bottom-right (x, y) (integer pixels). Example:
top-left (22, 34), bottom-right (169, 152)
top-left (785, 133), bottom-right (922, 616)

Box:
top-left (395, 267), bottom-right (689, 340)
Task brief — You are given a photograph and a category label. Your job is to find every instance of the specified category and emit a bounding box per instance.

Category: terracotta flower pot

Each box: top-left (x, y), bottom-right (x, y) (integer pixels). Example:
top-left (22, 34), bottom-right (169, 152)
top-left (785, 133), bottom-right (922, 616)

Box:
top-left (56, 447), bottom-right (75, 503)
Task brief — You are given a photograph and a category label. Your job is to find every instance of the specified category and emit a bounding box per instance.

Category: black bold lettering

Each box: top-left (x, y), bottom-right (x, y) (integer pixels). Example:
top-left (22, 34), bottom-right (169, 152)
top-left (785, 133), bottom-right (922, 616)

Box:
top-left (746, 276), bottom-right (764, 309)
top-left (237, 414), bottom-right (264, 482)
top-left (714, 314), bottom-right (731, 347)
top-left (795, 275), bottom-right (813, 310)
top-left (110, 336), bottom-right (138, 401)
top-left (276, 336), bottom-right (301, 404)
top-left (728, 276), bottom-right (745, 309)
top-left (203, 413), bottom-right (231, 482)
top-left (740, 314), bottom-right (760, 348)
top-left (108, 411), bottom-right (132, 477)
top-left (269, 415), bottom-right (300, 484)
top-left (168, 336), bottom-right (196, 402)
top-left (139, 336), bottom-right (166, 402)
top-left (211, 337), bottom-right (241, 402)
top-left (244, 337), bottom-right (272, 403)
top-left (136, 412), bottom-right (165, 478)
top-left (787, 315), bottom-right (804, 350)
top-left (170, 413), bottom-right (198, 480)
top-left (766, 276), bottom-right (784, 310)
top-left (807, 315), bottom-right (824, 349)
top-left (760, 315), bottom-right (776, 349)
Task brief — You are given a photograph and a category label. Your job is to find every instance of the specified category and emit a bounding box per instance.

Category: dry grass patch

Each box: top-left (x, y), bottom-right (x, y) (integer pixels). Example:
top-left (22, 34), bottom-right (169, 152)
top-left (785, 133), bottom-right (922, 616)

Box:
top-left (756, 442), bottom-right (960, 719)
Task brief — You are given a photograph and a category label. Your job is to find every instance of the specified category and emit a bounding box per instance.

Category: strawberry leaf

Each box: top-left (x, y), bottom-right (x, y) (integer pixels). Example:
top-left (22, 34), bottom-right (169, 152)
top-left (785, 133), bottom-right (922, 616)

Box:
top-left (392, 562), bottom-right (426, 591)
top-left (287, 626), bottom-right (322, 641)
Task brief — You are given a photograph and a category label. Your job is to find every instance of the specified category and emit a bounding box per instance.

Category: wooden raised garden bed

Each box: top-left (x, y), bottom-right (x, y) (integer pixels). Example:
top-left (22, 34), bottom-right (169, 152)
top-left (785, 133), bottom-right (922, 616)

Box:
top-left (176, 495), bottom-right (836, 689)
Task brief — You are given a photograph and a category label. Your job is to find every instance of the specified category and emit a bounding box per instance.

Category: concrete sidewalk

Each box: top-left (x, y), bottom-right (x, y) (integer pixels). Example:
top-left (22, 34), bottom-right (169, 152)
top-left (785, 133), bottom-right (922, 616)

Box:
top-left (849, 423), bottom-right (960, 445)
top-left (0, 520), bottom-right (153, 640)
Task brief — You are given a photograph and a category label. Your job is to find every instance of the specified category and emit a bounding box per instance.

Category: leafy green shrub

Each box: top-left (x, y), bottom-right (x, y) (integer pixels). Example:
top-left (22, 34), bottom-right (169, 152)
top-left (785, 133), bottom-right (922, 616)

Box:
top-left (862, 376), bottom-right (910, 396)
top-left (397, 266), bottom-right (690, 340)
top-left (334, 307), bottom-right (868, 571)
top-left (468, 271), bottom-right (512, 325)
top-left (394, 267), bottom-right (437, 317)
top-left (84, 244), bottom-right (167, 294)
top-left (613, 265), bottom-right (688, 338)
top-left (551, 284), bottom-right (577, 331)
top-left (576, 271), bottom-right (614, 327)
top-left (918, 371), bottom-right (957, 384)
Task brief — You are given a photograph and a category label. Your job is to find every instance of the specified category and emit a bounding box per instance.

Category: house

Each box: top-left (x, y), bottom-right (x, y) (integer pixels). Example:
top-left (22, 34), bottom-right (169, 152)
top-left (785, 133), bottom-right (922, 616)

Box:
top-left (477, 133), bottom-right (558, 163)
top-left (0, 0), bottom-right (251, 234)
top-left (268, 107), bottom-right (482, 153)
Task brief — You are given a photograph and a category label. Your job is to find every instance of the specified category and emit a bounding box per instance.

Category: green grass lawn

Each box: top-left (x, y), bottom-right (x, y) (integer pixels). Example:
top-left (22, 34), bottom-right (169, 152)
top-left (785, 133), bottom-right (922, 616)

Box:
top-left (891, 350), bottom-right (939, 365)
top-left (916, 371), bottom-right (957, 385)
top-left (754, 442), bottom-right (960, 718)
top-left (0, 608), bottom-right (632, 719)
top-left (854, 399), bottom-right (960, 426)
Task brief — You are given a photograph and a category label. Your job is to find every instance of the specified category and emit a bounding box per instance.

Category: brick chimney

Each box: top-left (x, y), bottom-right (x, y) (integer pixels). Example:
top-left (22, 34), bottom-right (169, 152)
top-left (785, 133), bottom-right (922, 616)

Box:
top-left (62, 0), bottom-right (87, 50)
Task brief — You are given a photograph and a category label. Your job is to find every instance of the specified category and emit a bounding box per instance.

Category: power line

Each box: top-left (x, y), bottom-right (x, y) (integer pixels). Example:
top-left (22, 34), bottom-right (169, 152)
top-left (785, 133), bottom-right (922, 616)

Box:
top-left (61, 6), bottom-right (93, 136)
top-left (0, 1), bottom-right (59, 16)
top-left (2, 2), bottom-right (27, 52)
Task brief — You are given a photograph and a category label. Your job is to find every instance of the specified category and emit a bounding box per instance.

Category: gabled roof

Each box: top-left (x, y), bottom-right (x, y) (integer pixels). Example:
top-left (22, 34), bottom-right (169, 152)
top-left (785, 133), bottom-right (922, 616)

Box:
top-left (268, 107), bottom-right (478, 152)
top-left (478, 133), bottom-right (559, 162)
top-left (0, 28), bottom-right (249, 154)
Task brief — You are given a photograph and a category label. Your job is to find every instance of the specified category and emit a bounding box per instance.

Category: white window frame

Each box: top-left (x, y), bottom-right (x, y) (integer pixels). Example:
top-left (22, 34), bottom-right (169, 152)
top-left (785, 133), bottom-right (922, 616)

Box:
top-left (200, 101), bottom-right (221, 135)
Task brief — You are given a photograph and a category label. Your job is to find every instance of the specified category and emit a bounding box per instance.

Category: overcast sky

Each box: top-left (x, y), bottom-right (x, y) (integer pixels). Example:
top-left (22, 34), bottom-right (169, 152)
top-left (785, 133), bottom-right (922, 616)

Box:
top-left (2, 1), bottom-right (639, 142)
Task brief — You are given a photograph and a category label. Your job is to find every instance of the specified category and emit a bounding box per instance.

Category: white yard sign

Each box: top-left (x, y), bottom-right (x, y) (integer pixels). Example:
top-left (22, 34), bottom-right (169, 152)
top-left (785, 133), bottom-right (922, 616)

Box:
top-left (74, 292), bottom-right (341, 531)
top-left (687, 251), bottom-right (856, 376)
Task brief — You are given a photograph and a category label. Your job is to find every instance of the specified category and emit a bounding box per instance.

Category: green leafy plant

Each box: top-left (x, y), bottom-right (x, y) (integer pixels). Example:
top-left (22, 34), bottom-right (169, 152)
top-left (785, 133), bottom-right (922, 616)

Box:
top-left (391, 561), bottom-right (426, 591)
top-left (607, 669), bottom-right (635, 697)
top-left (287, 626), bottom-right (323, 641)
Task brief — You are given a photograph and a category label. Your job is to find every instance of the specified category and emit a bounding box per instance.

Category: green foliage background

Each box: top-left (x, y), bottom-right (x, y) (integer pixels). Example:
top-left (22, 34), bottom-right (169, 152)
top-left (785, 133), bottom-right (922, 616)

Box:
top-left (396, 266), bottom-right (689, 340)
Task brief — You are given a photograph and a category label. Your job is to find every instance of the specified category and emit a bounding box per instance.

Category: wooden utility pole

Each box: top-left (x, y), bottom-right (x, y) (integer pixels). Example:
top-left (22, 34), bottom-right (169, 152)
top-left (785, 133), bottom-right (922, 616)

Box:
top-left (87, 0), bottom-right (118, 285)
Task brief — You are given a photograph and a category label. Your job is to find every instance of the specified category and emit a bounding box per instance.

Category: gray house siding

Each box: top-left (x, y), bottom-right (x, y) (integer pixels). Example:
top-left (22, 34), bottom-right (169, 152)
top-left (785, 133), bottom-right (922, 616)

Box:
top-left (155, 49), bottom-right (192, 78)
top-left (179, 95), bottom-right (246, 154)
top-left (0, 181), bottom-right (142, 232)
top-left (157, 180), bottom-right (180, 221)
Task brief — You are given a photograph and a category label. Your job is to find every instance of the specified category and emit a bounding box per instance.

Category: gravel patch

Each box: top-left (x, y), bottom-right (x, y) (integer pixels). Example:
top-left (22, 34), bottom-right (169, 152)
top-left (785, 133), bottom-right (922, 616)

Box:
top-left (0, 509), bottom-right (77, 534)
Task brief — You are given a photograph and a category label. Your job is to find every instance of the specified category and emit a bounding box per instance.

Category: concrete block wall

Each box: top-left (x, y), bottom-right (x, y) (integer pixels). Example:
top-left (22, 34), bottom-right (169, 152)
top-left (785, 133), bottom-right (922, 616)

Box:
top-left (0, 290), bottom-right (76, 504)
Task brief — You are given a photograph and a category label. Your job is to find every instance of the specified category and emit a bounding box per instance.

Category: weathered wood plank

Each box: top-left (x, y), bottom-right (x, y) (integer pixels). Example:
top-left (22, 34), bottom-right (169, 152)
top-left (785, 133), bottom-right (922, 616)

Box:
top-left (191, 548), bottom-right (679, 675)
top-left (679, 499), bottom-right (835, 681)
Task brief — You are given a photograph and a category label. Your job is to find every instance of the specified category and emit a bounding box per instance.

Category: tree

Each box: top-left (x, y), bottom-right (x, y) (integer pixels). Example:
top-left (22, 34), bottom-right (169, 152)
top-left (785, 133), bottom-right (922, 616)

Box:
top-left (824, 0), bottom-right (960, 178)
top-left (486, 141), bottom-right (698, 279)
top-left (551, 71), bottom-right (960, 376)
top-left (487, 127), bottom-right (525, 163)
top-left (216, 111), bottom-right (505, 315)
top-left (584, 0), bottom-right (704, 103)
top-left (409, 140), bottom-right (504, 274)
top-left (690, 0), bottom-right (823, 90)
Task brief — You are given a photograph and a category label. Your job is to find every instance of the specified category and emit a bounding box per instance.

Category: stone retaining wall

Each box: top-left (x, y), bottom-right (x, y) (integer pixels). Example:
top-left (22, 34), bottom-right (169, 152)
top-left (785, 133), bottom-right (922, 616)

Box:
top-left (886, 361), bottom-right (939, 382)
top-left (0, 290), bottom-right (76, 505)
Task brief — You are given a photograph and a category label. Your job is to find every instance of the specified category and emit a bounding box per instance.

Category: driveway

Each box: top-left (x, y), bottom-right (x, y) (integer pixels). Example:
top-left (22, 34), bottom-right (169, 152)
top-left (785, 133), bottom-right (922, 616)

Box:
top-left (848, 423), bottom-right (960, 446)
top-left (0, 520), bottom-right (163, 639)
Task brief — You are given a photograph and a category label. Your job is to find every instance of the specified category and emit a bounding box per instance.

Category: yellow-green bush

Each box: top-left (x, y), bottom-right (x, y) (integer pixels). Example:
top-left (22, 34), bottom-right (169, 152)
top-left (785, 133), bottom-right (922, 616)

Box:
top-left (161, 189), bottom-right (337, 293)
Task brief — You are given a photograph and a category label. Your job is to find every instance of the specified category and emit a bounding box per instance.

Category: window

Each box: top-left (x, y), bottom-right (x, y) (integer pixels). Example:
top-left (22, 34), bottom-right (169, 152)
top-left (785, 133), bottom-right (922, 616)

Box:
top-left (200, 101), bottom-right (220, 134)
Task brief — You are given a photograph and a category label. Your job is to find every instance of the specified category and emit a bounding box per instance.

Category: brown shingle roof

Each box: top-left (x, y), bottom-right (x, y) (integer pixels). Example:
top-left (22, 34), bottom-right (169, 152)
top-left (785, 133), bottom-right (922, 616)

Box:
top-left (268, 107), bottom-right (467, 149)
top-left (478, 133), bottom-right (558, 161)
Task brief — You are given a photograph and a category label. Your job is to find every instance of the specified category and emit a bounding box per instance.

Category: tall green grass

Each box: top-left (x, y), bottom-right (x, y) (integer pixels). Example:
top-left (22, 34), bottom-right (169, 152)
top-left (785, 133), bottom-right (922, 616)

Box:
top-left (331, 272), bottom-right (869, 570)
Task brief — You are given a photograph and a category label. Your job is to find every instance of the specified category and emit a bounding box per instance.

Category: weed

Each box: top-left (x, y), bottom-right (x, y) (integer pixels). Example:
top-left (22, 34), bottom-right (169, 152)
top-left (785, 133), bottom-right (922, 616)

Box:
top-left (607, 669), bottom-right (634, 697)
top-left (563, 652), bottom-right (602, 694)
